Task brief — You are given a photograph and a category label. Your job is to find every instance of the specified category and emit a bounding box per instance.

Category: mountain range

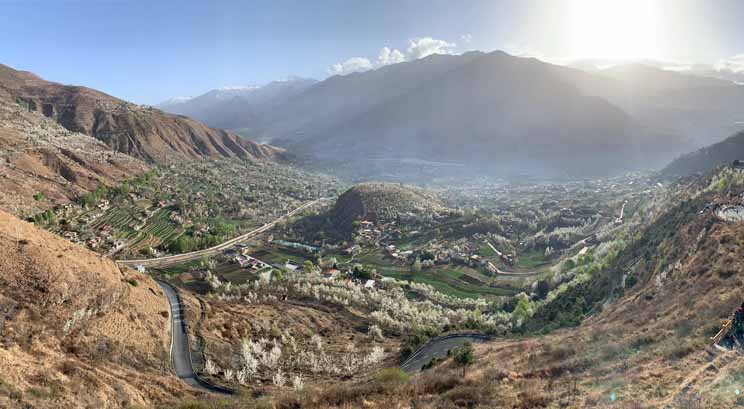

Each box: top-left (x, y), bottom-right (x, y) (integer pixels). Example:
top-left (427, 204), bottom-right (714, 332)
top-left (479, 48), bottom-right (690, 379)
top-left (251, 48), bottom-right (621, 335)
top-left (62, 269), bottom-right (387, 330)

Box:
top-left (0, 64), bottom-right (284, 164)
top-left (158, 51), bottom-right (744, 178)
top-left (157, 77), bottom-right (317, 134)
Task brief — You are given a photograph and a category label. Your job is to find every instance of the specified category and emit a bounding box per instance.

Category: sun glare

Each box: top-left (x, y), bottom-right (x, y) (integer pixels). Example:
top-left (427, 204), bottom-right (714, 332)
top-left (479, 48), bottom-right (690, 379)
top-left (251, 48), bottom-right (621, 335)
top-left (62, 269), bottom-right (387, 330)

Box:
top-left (571, 0), bottom-right (658, 60)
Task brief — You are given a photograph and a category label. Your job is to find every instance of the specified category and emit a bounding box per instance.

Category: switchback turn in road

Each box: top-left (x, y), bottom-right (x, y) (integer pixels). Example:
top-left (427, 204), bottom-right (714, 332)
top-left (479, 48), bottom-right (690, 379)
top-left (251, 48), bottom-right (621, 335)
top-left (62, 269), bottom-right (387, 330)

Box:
top-left (401, 334), bottom-right (490, 373)
top-left (158, 281), bottom-right (233, 394)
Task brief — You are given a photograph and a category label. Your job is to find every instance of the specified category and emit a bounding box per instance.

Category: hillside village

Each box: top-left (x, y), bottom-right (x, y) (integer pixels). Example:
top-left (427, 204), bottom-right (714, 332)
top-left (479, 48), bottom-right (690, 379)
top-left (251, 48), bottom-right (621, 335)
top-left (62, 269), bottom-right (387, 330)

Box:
top-left (32, 159), bottom-right (340, 258)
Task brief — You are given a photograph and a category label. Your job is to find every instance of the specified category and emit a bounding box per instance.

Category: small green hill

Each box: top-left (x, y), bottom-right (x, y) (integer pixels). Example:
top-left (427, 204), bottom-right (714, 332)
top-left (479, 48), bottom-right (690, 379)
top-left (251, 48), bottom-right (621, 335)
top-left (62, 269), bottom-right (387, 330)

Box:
top-left (330, 182), bottom-right (447, 228)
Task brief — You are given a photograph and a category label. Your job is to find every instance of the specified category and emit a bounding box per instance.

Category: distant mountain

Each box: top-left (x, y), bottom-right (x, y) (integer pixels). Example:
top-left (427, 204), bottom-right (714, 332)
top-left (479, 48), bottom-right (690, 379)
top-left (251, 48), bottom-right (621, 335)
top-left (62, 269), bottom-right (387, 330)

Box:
top-left (589, 63), bottom-right (744, 147)
top-left (158, 95), bottom-right (193, 107)
top-left (0, 64), bottom-right (284, 163)
top-left (255, 51), bottom-right (694, 178)
top-left (662, 130), bottom-right (744, 176)
top-left (157, 77), bottom-right (317, 132)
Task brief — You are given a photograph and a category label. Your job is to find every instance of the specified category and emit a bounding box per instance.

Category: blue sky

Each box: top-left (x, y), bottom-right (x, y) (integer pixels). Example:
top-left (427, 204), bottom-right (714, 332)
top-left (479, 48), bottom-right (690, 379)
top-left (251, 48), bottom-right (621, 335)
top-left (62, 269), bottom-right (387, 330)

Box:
top-left (2, 0), bottom-right (744, 104)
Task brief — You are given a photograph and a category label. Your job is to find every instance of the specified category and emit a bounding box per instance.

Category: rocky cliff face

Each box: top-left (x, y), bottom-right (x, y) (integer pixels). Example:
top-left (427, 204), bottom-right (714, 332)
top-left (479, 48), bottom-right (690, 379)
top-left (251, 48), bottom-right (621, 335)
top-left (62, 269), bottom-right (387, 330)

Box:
top-left (0, 64), bottom-right (285, 163)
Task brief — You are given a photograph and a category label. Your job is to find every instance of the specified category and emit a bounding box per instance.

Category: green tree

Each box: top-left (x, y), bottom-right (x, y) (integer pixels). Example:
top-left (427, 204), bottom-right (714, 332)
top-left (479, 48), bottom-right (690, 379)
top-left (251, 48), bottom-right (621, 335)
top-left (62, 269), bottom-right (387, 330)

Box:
top-left (303, 260), bottom-right (314, 274)
top-left (536, 280), bottom-right (550, 300)
top-left (454, 342), bottom-right (475, 377)
top-left (411, 257), bottom-right (422, 273)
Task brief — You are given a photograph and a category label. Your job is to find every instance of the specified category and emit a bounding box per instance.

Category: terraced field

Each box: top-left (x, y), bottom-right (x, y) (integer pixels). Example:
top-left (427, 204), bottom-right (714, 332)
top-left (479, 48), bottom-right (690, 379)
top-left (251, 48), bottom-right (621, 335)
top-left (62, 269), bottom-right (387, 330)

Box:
top-left (127, 209), bottom-right (182, 252)
top-left (353, 250), bottom-right (517, 299)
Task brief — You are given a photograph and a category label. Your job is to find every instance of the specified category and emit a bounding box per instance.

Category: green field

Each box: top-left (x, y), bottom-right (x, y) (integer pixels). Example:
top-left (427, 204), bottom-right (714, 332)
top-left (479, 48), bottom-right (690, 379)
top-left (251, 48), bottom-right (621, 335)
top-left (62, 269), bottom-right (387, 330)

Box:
top-left (515, 249), bottom-right (550, 270)
top-left (353, 250), bottom-right (516, 299)
top-left (250, 247), bottom-right (308, 266)
top-left (478, 243), bottom-right (497, 257)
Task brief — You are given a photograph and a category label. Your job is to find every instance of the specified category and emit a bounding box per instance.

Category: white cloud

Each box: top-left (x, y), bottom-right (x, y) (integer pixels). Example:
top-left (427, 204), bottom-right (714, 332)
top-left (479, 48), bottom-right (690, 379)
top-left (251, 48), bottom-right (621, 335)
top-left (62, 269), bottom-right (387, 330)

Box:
top-left (406, 37), bottom-right (456, 60)
top-left (460, 33), bottom-right (472, 44)
top-left (328, 36), bottom-right (458, 76)
top-left (714, 54), bottom-right (744, 74)
top-left (377, 47), bottom-right (405, 66)
top-left (328, 57), bottom-right (373, 76)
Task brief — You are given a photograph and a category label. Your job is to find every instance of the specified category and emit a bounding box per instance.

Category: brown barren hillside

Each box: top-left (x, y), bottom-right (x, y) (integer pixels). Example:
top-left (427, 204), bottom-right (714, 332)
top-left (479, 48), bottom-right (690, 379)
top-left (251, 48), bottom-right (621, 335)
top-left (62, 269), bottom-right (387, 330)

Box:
top-left (0, 210), bottom-right (190, 408)
top-left (0, 96), bottom-right (148, 217)
top-left (0, 63), bottom-right (284, 163)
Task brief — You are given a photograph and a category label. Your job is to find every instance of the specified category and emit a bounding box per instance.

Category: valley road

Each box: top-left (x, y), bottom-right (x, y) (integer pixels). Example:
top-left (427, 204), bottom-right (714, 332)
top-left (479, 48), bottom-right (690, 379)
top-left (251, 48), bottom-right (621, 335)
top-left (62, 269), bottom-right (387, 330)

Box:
top-left (401, 334), bottom-right (490, 373)
top-left (158, 281), bottom-right (233, 394)
top-left (117, 198), bottom-right (329, 269)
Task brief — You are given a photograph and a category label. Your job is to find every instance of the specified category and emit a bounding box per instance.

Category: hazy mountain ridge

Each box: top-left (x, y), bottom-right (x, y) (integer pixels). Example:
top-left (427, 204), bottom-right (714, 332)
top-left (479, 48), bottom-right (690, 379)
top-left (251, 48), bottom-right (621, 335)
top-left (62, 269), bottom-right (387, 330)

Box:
top-left (281, 52), bottom-right (691, 177)
top-left (663, 130), bottom-right (744, 175)
top-left (157, 51), bottom-right (744, 179)
top-left (157, 77), bottom-right (318, 133)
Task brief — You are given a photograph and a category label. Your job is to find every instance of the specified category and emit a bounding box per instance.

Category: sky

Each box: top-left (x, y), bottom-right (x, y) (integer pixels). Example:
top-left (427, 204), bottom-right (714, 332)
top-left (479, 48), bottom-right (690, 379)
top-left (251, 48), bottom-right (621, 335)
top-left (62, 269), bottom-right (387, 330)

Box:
top-left (2, 0), bottom-right (744, 105)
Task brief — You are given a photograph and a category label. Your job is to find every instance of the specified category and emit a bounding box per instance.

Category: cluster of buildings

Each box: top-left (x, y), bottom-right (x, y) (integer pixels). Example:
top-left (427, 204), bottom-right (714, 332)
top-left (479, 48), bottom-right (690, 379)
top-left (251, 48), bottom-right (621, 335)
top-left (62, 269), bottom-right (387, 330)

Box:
top-left (226, 244), bottom-right (271, 272)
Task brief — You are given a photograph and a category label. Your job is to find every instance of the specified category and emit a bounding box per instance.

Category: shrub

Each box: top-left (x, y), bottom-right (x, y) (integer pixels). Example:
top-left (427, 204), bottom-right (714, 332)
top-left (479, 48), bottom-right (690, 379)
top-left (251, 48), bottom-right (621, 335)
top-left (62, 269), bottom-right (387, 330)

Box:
top-left (454, 342), bottom-right (476, 377)
top-left (176, 401), bottom-right (210, 409)
top-left (374, 367), bottom-right (409, 384)
top-left (441, 385), bottom-right (488, 407)
top-left (418, 373), bottom-right (464, 394)
top-left (630, 335), bottom-right (655, 350)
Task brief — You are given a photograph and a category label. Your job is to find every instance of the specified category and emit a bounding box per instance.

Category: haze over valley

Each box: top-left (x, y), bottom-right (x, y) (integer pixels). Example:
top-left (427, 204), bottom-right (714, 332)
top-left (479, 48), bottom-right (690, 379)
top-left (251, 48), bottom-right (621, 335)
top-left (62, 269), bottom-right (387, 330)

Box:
top-left (4, 1), bottom-right (744, 408)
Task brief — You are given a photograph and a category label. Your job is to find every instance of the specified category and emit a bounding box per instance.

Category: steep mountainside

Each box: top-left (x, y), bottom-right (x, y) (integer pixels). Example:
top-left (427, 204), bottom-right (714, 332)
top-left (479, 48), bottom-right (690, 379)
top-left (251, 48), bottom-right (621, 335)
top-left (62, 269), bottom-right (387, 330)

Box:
top-left (499, 167), bottom-right (744, 406)
top-left (0, 210), bottom-right (186, 408)
top-left (0, 93), bottom-right (149, 218)
top-left (286, 52), bottom-right (689, 177)
top-left (0, 64), bottom-right (284, 163)
top-left (253, 52), bottom-right (484, 144)
top-left (157, 78), bottom-right (317, 132)
top-left (593, 64), bottom-right (744, 147)
top-left (663, 130), bottom-right (744, 176)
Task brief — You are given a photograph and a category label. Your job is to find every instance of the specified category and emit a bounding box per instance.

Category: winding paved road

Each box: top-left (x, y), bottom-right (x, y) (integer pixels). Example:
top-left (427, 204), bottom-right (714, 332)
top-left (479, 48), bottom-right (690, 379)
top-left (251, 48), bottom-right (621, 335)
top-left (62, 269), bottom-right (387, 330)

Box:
top-left (117, 198), bottom-right (329, 269)
top-left (401, 334), bottom-right (490, 373)
top-left (158, 281), bottom-right (233, 394)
